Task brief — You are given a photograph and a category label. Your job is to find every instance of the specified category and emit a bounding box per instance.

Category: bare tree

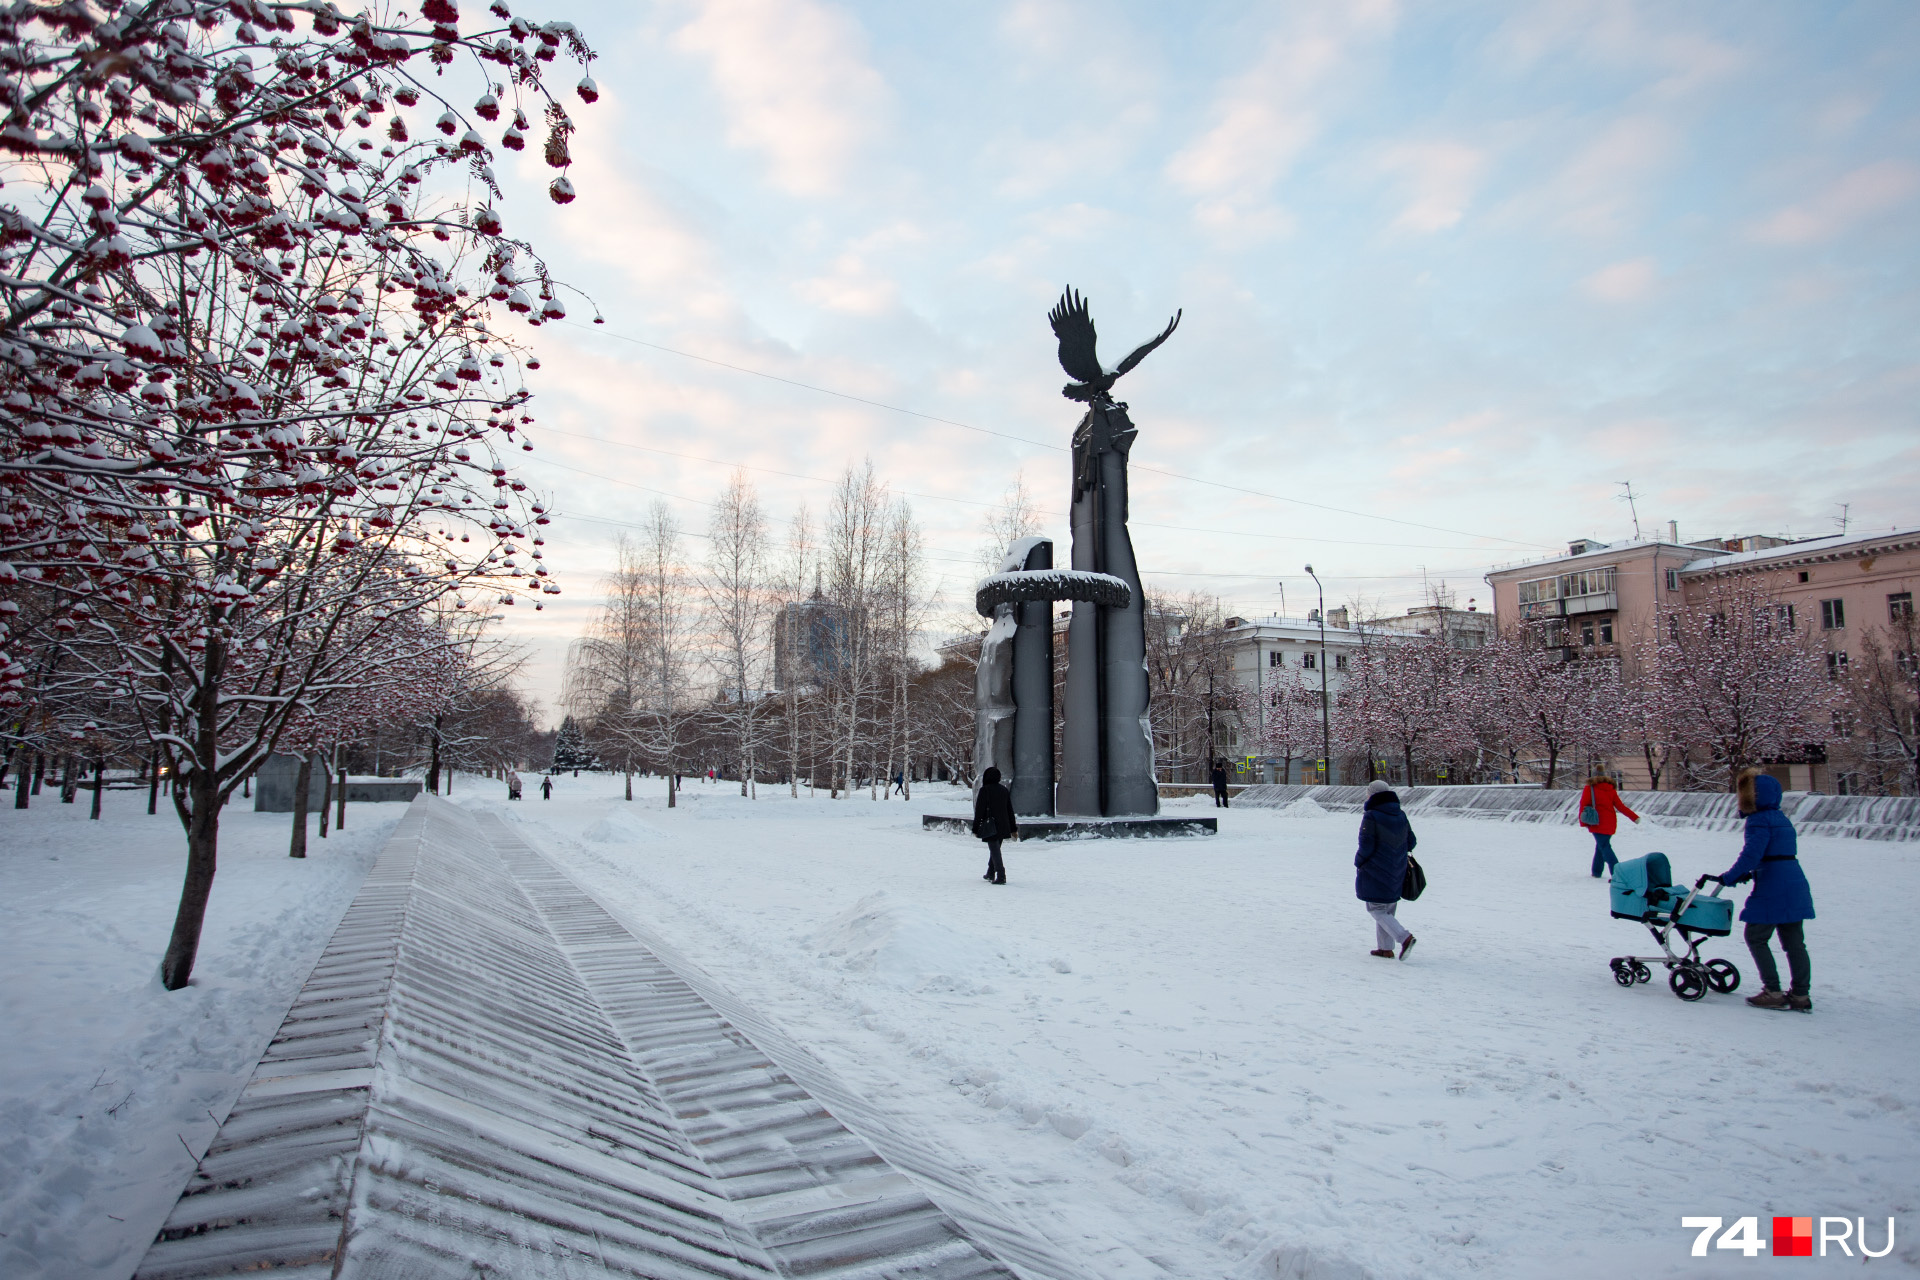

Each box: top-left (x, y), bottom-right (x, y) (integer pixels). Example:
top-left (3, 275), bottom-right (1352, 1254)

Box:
top-left (635, 502), bottom-right (696, 806)
top-left (565, 534), bottom-right (652, 799)
top-left (1842, 611), bottom-right (1920, 794)
top-left (703, 473), bottom-right (771, 797)
top-left (878, 498), bottom-right (926, 799)
top-left (824, 462), bottom-right (888, 797)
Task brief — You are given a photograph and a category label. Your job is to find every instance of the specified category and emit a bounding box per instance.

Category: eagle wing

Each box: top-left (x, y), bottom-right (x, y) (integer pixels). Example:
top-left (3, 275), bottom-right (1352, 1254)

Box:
top-left (1048, 287), bottom-right (1105, 385)
top-left (1111, 309), bottom-right (1181, 379)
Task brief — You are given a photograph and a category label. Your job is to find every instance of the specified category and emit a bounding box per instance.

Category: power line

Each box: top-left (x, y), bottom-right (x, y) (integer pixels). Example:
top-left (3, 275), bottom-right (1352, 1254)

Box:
top-left (530, 422), bottom-right (1516, 552)
top-left (553, 320), bottom-right (1550, 550)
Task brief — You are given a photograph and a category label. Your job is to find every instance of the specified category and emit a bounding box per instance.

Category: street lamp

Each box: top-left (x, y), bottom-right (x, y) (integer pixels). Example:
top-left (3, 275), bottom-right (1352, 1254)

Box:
top-left (1305, 565), bottom-right (1331, 787)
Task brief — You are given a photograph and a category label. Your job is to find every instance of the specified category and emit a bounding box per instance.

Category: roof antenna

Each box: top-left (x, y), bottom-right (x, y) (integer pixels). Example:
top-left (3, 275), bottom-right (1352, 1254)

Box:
top-left (1617, 481), bottom-right (1641, 539)
top-left (1833, 503), bottom-right (1850, 536)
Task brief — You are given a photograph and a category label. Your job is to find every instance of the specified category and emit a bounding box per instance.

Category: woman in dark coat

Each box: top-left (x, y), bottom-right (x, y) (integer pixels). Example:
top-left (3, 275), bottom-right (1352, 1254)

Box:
top-left (1577, 772), bottom-right (1639, 877)
top-left (1355, 780), bottom-right (1417, 959)
top-left (973, 766), bottom-right (1018, 885)
top-left (1713, 769), bottom-right (1814, 1011)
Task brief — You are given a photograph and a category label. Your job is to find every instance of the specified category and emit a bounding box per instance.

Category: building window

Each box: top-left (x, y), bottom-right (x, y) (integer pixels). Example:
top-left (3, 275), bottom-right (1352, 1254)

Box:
top-left (1665, 568), bottom-right (1679, 592)
top-left (1268, 650), bottom-right (1284, 667)
top-left (1891, 592), bottom-right (1914, 622)
top-left (1599, 618), bottom-right (1614, 644)
top-left (1518, 577), bottom-right (1560, 605)
top-left (1797, 571), bottom-right (1810, 583)
top-left (1335, 653), bottom-right (1349, 671)
top-left (1580, 619), bottom-right (1595, 646)
top-left (1561, 567), bottom-right (1617, 599)
top-left (1820, 599), bottom-right (1845, 630)
top-left (1832, 709), bottom-right (1855, 739)
top-left (1827, 651), bottom-right (1849, 681)
top-left (1302, 651), bottom-right (1317, 670)
top-left (1778, 603), bottom-right (1796, 630)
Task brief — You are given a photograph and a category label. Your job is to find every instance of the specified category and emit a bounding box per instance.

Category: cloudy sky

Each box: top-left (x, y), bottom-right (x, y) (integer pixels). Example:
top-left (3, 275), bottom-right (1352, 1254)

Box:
top-left (483, 0), bottom-right (1920, 721)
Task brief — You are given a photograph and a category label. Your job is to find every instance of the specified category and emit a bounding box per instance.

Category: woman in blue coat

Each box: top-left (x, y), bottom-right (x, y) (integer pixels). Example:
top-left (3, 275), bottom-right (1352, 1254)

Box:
top-left (1713, 769), bottom-right (1814, 1012)
top-left (1355, 780), bottom-right (1418, 960)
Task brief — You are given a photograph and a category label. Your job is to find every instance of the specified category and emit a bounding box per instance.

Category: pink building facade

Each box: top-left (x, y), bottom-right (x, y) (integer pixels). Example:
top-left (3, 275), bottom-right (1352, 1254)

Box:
top-left (1486, 528), bottom-right (1920, 791)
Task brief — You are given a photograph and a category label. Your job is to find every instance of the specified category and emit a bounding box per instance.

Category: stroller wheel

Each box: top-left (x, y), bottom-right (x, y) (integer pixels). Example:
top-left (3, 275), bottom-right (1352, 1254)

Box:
top-left (1612, 960), bottom-right (1635, 987)
top-left (1670, 967), bottom-right (1708, 1001)
top-left (1705, 958), bottom-right (1741, 994)
top-left (1631, 961), bottom-right (1652, 985)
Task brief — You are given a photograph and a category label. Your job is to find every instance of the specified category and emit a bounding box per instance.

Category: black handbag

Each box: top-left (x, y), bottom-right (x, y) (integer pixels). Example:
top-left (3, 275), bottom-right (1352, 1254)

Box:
top-left (972, 815), bottom-right (998, 841)
top-left (1401, 855), bottom-right (1427, 901)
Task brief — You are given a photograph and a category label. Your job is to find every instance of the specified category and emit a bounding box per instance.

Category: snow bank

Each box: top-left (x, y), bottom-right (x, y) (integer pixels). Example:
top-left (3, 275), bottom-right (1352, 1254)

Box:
top-left (581, 807), bottom-right (667, 844)
top-left (0, 795), bottom-right (398, 1280)
top-left (812, 890), bottom-right (1013, 994)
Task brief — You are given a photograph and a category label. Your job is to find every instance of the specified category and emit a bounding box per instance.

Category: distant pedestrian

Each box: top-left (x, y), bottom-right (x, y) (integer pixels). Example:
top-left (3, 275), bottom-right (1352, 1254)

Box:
top-left (507, 771), bottom-right (523, 801)
top-left (1578, 772), bottom-right (1640, 878)
top-left (892, 771), bottom-right (905, 796)
top-left (1210, 759), bottom-right (1231, 808)
top-left (540, 776), bottom-right (552, 800)
top-left (1713, 769), bottom-right (1815, 1012)
top-left (973, 766), bottom-right (1018, 886)
top-left (1356, 779), bottom-right (1417, 959)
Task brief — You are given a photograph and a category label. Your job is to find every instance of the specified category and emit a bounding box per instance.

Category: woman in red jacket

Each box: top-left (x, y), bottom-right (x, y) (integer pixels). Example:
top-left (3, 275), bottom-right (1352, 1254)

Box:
top-left (1579, 772), bottom-right (1639, 877)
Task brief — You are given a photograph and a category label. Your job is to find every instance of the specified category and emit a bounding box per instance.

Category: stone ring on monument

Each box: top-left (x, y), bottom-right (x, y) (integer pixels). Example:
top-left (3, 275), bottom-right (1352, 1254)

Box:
top-left (974, 568), bottom-right (1132, 618)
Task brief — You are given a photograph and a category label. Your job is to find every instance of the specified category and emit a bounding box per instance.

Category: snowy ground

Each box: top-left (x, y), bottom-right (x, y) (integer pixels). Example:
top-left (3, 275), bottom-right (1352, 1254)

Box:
top-left (476, 775), bottom-right (1920, 1280)
top-left (4, 774), bottom-right (1916, 1279)
top-left (0, 788), bottom-right (402, 1280)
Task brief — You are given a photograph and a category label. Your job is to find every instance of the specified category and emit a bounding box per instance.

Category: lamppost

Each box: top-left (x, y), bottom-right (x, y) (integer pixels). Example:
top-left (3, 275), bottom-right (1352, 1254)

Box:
top-left (1305, 564), bottom-right (1331, 786)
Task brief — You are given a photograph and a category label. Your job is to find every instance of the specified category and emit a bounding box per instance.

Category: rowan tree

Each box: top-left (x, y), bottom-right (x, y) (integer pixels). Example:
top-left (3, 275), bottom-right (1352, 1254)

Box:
top-left (0, 0), bottom-right (597, 987)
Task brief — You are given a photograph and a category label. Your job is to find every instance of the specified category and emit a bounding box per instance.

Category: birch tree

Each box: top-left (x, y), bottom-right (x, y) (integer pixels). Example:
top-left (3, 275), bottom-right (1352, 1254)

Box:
top-left (702, 472), bottom-right (769, 797)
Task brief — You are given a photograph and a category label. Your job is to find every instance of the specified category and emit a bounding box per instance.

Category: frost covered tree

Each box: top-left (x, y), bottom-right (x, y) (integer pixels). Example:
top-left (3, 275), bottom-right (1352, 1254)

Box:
top-left (1235, 667), bottom-right (1322, 784)
top-left (1337, 633), bottom-right (1477, 786)
top-left (1837, 612), bottom-right (1918, 794)
top-left (1480, 625), bottom-right (1627, 788)
top-left (549, 712), bottom-right (591, 772)
top-left (0, 0), bottom-right (596, 987)
top-left (1651, 578), bottom-right (1840, 789)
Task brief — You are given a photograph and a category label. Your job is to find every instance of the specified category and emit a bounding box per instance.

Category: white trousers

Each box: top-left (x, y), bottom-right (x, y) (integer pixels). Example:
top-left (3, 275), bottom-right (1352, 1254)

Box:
top-left (1366, 900), bottom-right (1410, 950)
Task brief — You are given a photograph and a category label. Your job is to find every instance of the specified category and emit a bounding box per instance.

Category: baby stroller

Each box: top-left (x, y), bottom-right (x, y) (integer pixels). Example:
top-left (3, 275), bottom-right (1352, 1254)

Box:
top-left (1608, 852), bottom-right (1740, 1001)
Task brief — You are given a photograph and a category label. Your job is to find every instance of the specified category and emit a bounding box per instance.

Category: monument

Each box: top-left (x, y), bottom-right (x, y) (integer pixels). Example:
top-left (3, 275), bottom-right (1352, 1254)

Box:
top-left (932, 288), bottom-right (1215, 840)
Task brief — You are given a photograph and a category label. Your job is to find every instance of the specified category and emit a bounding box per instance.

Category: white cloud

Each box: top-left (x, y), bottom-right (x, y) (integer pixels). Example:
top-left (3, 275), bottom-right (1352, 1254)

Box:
top-left (675, 0), bottom-right (889, 196)
top-left (1378, 141), bottom-right (1486, 233)
top-left (1751, 160), bottom-right (1920, 245)
top-left (1164, 2), bottom-right (1396, 241)
top-left (1582, 256), bottom-right (1658, 301)
top-left (1508, 114), bottom-right (1675, 236)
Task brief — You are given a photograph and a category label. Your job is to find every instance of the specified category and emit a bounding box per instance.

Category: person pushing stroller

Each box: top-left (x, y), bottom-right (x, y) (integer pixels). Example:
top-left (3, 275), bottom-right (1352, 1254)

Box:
top-left (1704, 769), bottom-right (1814, 1012)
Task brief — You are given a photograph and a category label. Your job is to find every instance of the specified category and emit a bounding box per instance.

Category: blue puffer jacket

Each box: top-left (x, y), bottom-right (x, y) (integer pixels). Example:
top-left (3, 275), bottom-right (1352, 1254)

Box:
top-left (1355, 794), bottom-right (1416, 902)
top-left (1718, 774), bottom-right (1814, 924)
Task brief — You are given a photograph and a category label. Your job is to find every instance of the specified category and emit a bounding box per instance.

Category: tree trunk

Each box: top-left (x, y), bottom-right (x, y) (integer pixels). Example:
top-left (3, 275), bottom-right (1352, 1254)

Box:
top-left (160, 768), bottom-right (221, 991)
top-left (31, 751), bottom-right (44, 795)
top-left (1642, 742), bottom-right (1662, 791)
top-left (427, 716), bottom-right (442, 795)
top-left (290, 754), bottom-right (313, 858)
top-left (146, 753), bottom-right (159, 814)
top-left (624, 769), bottom-right (632, 801)
top-left (89, 756), bottom-right (104, 819)
top-left (667, 764), bottom-right (676, 807)
top-left (61, 755), bottom-right (78, 803)
top-left (14, 750), bottom-right (32, 809)
top-left (1544, 745), bottom-right (1559, 790)
top-left (1404, 745), bottom-right (1415, 790)
top-left (336, 766), bottom-right (347, 828)
top-left (318, 758), bottom-right (332, 838)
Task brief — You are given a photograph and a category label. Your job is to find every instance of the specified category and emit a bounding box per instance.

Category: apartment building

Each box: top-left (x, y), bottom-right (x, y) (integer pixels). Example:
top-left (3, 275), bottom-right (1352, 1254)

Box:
top-left (1486, 526), bottom-right (1920, 789)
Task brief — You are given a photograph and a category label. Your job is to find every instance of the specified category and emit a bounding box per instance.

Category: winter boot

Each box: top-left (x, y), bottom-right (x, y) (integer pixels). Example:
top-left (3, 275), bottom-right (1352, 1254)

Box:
top-left (1398, 935), bottom-right (1417, 960)
top-left (1745, 990), bottom-right (1791, 1010)
top-left (1369, 949), bottom-right (1395, 958)
top-left (1787, 991), bottom-right (1813, 1012)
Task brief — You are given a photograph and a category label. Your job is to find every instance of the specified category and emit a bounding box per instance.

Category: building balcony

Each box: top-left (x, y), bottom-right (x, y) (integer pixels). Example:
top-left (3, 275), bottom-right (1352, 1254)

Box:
top-left (1563, 591), bottom-right (1618, 616)
top-left (1519, 599), bottom-right (1563, 620)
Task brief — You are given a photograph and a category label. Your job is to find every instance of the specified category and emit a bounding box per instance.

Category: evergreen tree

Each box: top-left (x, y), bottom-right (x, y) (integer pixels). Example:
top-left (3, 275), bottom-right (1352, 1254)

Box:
top-left (551, 716), bottom-right (595, 772)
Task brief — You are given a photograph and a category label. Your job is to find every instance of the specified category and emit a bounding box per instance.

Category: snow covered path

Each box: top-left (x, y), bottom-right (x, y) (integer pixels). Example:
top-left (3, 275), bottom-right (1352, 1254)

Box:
top-left (0, 791), bottom-right (401, 1280)
top-left (482, 776), bottom-right (1920, 1279)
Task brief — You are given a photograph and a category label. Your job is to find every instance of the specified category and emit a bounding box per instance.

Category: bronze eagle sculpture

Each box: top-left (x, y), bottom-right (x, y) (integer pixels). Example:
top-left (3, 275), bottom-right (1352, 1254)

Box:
top-left (1047, 287), bottom-right (1181, 403)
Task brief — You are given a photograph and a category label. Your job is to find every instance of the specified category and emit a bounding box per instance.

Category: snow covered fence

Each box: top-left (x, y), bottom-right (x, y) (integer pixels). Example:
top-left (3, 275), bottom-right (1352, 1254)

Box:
top-left (1229, 784), bottom-right (1920, 841)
